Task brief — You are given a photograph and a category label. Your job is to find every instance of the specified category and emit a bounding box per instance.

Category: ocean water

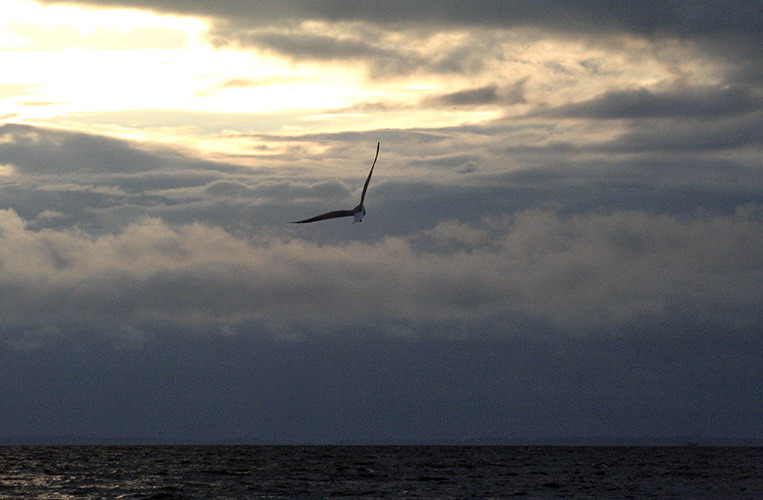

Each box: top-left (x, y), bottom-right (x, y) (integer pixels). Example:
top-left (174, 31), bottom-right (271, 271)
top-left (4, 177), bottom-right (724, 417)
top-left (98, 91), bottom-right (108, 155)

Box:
top-left (0, 445), bottom-right (761, 499)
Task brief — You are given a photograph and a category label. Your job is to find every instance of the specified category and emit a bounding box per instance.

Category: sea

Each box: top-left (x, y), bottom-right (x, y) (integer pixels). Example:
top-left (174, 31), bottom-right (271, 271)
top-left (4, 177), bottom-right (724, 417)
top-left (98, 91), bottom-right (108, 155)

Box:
top-left (0, 445), bottom-right (761, 499)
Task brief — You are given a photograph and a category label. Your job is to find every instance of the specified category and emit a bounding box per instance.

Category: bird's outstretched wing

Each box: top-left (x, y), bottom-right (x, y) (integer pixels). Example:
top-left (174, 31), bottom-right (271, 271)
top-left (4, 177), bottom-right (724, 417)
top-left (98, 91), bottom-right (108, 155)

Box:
top-left (359, 142), bottom-right (380, 206)
top-left (290, 209), bottom-right (356, 224)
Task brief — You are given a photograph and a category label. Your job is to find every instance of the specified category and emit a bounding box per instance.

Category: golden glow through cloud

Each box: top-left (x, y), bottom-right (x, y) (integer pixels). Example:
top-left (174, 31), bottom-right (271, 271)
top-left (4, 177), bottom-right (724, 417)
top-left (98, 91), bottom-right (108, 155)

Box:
top-left (2, 1), bottom-right (380, 148)
top-left (2, 0), bottom-right (720, 162)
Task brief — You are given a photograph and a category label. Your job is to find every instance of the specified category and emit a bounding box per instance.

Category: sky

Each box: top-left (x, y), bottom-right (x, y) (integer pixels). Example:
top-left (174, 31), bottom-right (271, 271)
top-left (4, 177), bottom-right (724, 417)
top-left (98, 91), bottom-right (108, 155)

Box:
top-left (1, 0), bottom-right (762, 444)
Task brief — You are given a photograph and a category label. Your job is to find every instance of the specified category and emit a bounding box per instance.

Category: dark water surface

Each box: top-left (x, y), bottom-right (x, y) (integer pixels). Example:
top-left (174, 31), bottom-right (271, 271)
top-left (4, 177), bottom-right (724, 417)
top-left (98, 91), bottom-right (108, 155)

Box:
top-left (0, 445), bottom-right (760, 498)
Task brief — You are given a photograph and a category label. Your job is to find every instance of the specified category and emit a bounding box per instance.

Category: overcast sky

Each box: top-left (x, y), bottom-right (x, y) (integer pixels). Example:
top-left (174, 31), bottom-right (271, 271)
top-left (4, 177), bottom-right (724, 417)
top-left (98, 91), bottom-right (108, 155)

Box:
top-left (1, 0), bottom-right (761, 444)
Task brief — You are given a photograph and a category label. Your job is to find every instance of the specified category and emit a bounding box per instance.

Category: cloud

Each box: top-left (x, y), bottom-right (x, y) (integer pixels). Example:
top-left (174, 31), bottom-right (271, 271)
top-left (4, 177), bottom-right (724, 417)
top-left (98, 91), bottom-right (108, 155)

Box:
top-left (6, 0), bottom-right (762, 444)
top-left (2, 205), bottom-right (761, 351)
top-left (0, 123), bottom-right (278, 233)
top-left (599, 113), bottom-right (763, 153)
top-left (209, 23), bottom-right (496, 78)
top-left (36, 1), bottom-right (763, 36)
top-left (227, 30), bottom-right (396, 62)
top-left (3, 119), bottom-right (758, 240)
top-left (1, 103), bottom-right (760, 347)
top-left (36, 0), bottom-right (761, 85)
top-left (200, 179), bottom-right (350, 203)
top-left (423, 80), bottom-right (527, 108)
top-left (543, 86), bottom-right (763, 119)
top-left (0, 123), bottom-right (207, 174)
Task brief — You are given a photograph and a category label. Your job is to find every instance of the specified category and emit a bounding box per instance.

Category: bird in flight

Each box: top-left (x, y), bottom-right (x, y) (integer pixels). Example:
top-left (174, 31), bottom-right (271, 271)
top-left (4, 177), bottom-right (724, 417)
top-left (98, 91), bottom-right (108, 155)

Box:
top-left (291, 142), bottom-right (380, 224)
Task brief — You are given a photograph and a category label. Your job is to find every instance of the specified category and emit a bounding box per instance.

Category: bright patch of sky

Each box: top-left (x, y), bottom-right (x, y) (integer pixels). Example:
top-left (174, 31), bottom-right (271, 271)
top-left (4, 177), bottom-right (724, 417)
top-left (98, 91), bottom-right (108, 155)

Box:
top-left (2, 0), bottom-right (723, 161)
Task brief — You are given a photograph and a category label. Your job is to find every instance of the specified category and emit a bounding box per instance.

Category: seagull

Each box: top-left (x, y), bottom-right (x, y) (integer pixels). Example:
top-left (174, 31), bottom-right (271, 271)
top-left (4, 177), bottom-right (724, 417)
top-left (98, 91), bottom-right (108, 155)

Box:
top-left (291, 142), bottom-right (380, 224)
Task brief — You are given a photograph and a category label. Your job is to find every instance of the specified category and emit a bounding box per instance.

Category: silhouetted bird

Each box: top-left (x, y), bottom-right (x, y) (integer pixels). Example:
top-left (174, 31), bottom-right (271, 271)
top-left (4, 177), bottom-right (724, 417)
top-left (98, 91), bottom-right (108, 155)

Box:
top-left (291, 142), bottom-right (380, 224)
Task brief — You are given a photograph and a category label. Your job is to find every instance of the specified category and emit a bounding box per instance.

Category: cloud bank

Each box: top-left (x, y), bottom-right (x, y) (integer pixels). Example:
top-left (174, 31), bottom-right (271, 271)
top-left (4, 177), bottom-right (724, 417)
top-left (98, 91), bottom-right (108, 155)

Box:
top-left (3, 205), bottom-right (761, 350)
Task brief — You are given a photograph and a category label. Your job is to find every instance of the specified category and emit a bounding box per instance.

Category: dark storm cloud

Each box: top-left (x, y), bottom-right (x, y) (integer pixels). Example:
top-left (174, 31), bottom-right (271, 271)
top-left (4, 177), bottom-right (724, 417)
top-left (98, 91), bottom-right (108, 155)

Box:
top-left (544, 86), bottom-right (763, 119)
top-left (36, 1), bottom-right (763, 36)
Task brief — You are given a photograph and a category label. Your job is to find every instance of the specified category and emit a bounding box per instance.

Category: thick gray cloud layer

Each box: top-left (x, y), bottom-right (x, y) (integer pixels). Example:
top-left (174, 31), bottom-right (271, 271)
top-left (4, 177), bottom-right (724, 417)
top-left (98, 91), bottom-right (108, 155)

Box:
top-left (1, 206), bottom-right (761, 347)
